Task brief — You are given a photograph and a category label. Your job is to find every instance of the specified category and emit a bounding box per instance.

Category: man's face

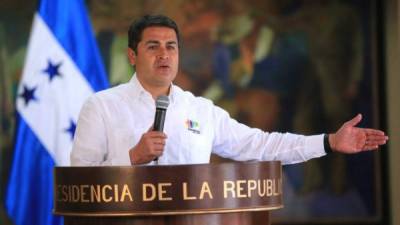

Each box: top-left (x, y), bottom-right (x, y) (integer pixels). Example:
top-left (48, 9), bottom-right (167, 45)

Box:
top-left (128, 26), bottom-right (179, 91)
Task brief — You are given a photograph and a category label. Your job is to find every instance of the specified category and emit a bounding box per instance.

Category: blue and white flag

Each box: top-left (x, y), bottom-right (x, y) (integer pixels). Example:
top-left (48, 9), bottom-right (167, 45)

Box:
top-left (5, 0), bottom-right (109, 225)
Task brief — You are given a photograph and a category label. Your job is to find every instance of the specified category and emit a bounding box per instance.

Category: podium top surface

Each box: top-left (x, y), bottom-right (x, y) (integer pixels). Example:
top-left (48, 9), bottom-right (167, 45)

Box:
top-left (54, 161), bottom-right (283, 216)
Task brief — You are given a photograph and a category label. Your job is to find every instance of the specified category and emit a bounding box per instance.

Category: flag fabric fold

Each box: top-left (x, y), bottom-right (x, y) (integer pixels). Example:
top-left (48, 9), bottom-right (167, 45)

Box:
top-left (5, 0), bottom-right (109, 224)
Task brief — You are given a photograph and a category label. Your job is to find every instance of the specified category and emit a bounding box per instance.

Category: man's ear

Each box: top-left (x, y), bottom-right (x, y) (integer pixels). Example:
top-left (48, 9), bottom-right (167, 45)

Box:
top-left (127, 48), bottom-right (136, 66)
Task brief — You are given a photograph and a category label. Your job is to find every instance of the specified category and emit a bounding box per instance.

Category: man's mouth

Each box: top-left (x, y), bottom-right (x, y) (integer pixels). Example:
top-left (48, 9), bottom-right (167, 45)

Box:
top-left (156, 64), bottom-right (170, 69)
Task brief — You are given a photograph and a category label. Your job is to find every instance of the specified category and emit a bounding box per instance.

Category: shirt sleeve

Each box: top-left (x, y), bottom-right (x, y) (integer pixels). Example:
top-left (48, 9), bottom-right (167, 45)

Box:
top-left (211, 105), bottom-right (326, 165)
top-left (70, 96), bottom-right (108, 166)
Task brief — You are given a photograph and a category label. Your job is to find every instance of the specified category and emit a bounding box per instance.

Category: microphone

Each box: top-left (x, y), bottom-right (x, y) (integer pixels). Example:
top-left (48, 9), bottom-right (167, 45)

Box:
top-left (153, 95), bottom-right (169, 131)
top-left (153, 95), bottom-right (169, 162)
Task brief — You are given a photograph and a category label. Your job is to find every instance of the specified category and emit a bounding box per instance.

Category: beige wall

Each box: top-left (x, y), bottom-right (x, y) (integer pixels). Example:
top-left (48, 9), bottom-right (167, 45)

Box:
top-left (385, 0), bottom-right (400, 224)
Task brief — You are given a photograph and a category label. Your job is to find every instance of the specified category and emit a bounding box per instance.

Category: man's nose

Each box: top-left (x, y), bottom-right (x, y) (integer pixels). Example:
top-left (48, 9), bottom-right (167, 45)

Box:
top-left (157, 47), bottom-right (169, 60)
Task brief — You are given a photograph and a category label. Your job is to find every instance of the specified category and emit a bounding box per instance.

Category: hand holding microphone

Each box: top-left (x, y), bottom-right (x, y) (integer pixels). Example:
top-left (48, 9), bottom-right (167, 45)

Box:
top-left (129, 96), bottom-right (169, 165)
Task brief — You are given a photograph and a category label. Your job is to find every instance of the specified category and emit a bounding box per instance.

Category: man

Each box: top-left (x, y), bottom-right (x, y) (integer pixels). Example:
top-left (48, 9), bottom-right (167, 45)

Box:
top-left (70, 15), bottom-right (388, 166)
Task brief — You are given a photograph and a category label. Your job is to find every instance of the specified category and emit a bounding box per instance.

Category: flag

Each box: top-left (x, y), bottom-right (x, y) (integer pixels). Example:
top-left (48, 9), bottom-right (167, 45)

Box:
top-left (5, 0), bottom-right (109, 225)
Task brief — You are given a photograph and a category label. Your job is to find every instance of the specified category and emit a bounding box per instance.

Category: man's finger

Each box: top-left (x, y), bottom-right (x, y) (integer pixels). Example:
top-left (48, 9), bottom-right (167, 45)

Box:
top-left (150, 147), bottom-right (164, 157)
top-left (362, 144), bottom-right (379, 151)
top-left (146, 131), bottom-right (167, 139)
top-left (365, 135), bottom-right (388, 142)
top-left (364, 128), bottom-right (386, 136)
top-left (346, 114), bottom-right (362, 127)
top-left (366, 139), bottom-right (386, 146)
top-left (153, 144), bottom-right (165, 152)
top-left (153, 138), bottom-right (166, 145)
top-left (151, 138), bottom-right (166, 149)
top-left (148, 144), bottom-right (164, 153)
top-left (151, 139), bottom-right (166, 148)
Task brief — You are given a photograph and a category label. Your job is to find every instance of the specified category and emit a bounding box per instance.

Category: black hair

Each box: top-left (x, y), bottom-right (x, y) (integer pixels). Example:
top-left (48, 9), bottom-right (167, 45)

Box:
top-left (128, 15), bottom-right (180, 53)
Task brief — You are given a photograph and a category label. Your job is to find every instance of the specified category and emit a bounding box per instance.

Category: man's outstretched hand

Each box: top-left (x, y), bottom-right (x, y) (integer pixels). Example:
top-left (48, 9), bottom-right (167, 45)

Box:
top-left (329, 114), bottom-right (388, 153)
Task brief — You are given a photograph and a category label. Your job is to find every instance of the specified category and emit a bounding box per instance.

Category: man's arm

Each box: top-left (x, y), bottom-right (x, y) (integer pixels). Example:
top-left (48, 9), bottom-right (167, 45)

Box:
top-left (211, 105), bottom-right (326, 164)
top-left (211, 105), bottom-right (387, 164)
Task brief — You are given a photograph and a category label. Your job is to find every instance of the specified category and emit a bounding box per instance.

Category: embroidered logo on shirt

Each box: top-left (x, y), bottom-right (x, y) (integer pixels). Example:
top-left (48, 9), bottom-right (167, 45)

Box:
top-left (185, 119), bottom-right (201, 134)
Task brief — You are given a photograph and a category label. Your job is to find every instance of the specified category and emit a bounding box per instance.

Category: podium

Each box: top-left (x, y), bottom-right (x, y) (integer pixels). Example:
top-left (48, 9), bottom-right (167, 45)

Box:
top-left (54, 162), bottom-right (283, 225)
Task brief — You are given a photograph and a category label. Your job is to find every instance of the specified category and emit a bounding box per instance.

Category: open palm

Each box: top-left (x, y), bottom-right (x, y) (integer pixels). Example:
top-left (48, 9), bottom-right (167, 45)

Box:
top-left (331, 114), bottom-right (388, 153)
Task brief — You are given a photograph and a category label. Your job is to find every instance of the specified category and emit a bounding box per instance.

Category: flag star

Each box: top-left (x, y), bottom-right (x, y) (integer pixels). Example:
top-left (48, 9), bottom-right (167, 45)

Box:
top-left (65, 119), bottom-right (76, 141)
top-left (19, 85), bottom-right (38, 106)
top-left (43, 59), bottom-right (62, 81)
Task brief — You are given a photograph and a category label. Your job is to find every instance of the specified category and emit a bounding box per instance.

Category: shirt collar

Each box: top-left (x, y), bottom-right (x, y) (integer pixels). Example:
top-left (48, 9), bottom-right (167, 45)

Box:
top-left (129, 73), bottom-right (177, 105)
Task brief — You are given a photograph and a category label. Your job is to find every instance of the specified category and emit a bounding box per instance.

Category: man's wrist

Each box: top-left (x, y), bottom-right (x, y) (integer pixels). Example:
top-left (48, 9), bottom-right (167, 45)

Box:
top-left (324, 134), bottom-right (333, 154)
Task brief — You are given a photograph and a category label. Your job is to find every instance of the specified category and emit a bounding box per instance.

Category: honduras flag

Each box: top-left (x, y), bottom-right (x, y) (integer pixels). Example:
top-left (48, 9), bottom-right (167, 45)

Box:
top-left (5, 0), bottom-right (109, 225)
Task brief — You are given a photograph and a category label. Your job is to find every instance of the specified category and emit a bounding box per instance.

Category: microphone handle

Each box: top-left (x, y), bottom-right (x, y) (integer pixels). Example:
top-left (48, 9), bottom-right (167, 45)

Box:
top-left (153, 108), bottom-right (166, 162)
top-left (153, 108), bottom-right (166, 131)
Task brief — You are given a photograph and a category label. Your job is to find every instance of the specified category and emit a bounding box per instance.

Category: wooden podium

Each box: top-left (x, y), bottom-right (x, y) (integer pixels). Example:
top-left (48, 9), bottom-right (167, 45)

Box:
top-left (54, 162), bottom-right (283, 225)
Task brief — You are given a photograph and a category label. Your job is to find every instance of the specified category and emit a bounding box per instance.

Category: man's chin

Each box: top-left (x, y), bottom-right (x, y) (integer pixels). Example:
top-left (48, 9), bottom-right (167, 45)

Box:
top-left (156, 70), bottom-right (177, 79)
top-left (154, 75), bottom-right (175, 85)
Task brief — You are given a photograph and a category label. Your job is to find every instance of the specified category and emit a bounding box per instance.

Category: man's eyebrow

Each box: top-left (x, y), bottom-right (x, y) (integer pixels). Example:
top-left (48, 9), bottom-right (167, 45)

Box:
top-left (166, 41), bottom-right (178, 45)
top-left (144, 40), bottom-right (178, 46)
top-left (144, 40), bottom-right (160, 45)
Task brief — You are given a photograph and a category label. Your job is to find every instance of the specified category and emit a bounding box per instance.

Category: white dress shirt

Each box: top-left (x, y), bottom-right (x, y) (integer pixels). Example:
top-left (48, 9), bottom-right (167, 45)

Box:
top-left (71, 74), bottom-right (326, 166)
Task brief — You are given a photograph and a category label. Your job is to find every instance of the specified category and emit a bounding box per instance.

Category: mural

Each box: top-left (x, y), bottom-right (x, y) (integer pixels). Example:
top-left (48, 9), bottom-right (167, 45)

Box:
top-left (0, 0), bottom-right (382, 224)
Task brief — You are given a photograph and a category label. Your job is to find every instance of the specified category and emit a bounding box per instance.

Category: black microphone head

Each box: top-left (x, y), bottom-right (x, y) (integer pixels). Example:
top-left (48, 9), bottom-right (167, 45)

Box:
top-left (156, 95), bottom-right (169, 110)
